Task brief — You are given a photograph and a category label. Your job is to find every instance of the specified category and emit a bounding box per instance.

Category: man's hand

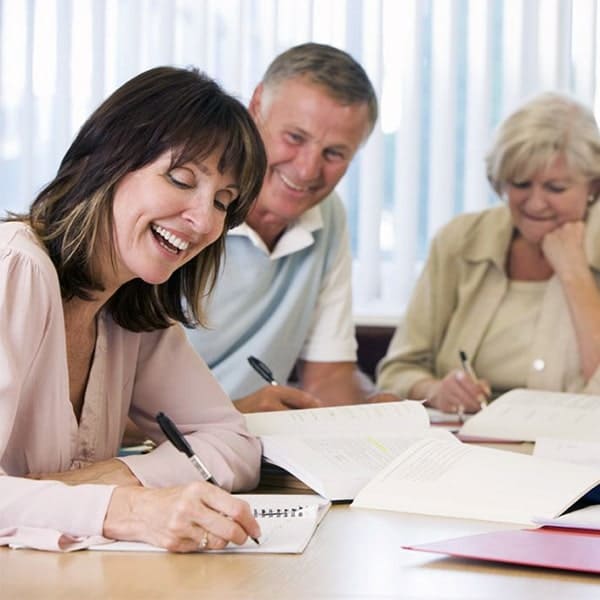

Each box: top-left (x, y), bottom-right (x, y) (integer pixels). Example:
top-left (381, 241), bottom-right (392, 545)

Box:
top-left (235, 385), bottom-right (322, 413)
top-left (367, 391), bottom-right (403, 403)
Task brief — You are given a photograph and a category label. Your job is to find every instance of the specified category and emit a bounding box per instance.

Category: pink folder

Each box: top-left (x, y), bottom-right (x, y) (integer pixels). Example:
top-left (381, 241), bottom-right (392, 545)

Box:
top-left (404, 526), bottom-right (600, 574)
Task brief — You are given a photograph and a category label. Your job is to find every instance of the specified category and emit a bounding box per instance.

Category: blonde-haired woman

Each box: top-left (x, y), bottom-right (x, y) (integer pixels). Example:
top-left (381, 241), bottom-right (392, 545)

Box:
top-left (378, 92), bottom-right (600, 415)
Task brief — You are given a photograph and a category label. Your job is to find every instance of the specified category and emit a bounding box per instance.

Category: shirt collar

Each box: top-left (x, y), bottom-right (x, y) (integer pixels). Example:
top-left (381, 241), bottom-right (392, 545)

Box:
top-left (461, 204), bottom-right (514, 271)
top-left (229, 203), bottom-right (324, 259)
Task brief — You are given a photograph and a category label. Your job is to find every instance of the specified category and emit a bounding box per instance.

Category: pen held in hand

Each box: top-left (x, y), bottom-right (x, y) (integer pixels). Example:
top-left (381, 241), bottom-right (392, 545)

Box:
top-left (458, 350), bottom-right (489, 407)
top-left (155, 411), bottom-right (259, 545)
top-left (156, 411), bottom-right (217, 484)
top-left (247, 355), bottom-right (278, 386)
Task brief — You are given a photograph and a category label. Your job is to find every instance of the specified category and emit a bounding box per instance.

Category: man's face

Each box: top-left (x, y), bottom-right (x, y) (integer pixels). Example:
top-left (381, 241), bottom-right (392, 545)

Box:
top-left (249, 76), bottom-right (371, 226)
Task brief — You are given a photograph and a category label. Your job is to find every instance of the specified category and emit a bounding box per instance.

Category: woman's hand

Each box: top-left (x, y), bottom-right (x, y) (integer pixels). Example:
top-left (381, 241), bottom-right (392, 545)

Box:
top-left (541, 220), bottom-right (587, 281)
top-left (419, 371), bottom-right (489, 415)
top-left (541, 219), bottom-right (600, 380)
top-left (104, 481), bottom-right (261, 553)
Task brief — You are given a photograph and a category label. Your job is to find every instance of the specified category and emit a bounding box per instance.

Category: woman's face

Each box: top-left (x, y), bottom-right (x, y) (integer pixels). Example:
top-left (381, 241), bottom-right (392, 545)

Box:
top-left (109, 149), bottom-right (239, 289)
top-left (505, 154), bottom-right (591, 245)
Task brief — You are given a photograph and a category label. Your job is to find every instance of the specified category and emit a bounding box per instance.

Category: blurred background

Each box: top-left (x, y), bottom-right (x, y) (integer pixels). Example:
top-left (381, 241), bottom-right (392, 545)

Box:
top-left (1, 0), bottom-right (598, 324)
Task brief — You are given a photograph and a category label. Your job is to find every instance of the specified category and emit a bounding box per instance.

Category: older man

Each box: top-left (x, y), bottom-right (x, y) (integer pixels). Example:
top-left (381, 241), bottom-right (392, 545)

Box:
top-left (187, 43), bottom-right (396, 412)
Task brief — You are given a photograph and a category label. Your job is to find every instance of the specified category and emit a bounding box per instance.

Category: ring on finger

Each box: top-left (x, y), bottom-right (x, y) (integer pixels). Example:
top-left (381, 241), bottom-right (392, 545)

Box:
top-left (200, 530), bottom-right (209, 550)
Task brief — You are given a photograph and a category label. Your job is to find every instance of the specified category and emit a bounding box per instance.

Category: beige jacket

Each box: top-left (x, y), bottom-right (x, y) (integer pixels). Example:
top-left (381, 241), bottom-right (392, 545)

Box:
top-left (377, 203), bottom-right (600, 398)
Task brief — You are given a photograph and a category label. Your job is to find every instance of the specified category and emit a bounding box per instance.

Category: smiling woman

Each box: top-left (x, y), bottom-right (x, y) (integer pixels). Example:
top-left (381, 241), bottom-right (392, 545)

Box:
top-left (110, 149), bottom-right (236, 290)
top-left (378, 92), bottom-right (600, 415)
top-left (0, 66), bottom-right (269, 553)
top-left (19, 66), bottom-right (267, 331)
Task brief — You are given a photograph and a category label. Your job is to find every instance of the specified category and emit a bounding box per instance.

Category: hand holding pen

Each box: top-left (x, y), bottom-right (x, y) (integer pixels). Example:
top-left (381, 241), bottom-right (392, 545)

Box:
top-left (458, 350), bottom-right (490, 408)
top-left (156, 411), bottom-right (259, 545)
top-left (418, 353), bottom-right (489, 418)
top-left (241, 355), bottom-right (321, 412)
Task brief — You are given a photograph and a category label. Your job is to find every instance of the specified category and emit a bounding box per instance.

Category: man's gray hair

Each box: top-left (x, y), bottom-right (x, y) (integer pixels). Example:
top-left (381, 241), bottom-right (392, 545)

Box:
top-left (263, 42), bottom-right (378, 133)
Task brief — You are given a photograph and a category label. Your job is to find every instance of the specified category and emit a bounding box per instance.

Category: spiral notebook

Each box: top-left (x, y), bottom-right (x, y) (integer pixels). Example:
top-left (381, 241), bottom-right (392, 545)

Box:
top-left (89, 494), bottom-right (330, 554)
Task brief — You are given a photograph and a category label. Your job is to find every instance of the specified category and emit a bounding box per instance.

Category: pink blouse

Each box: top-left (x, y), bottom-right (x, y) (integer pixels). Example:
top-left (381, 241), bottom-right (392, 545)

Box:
top-left (0, 222), bottom-right (261, 549)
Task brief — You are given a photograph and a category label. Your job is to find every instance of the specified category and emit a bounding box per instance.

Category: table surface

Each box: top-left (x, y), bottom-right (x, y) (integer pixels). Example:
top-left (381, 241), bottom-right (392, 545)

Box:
top-left (4, 503), bottom-right (600, 600)
top-left (4, 442), bottom-right (600, 599)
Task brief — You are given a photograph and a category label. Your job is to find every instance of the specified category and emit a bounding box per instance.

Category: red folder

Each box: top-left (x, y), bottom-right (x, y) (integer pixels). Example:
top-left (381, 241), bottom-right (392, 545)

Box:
top-left (404, 526), bottom-right (600, 574)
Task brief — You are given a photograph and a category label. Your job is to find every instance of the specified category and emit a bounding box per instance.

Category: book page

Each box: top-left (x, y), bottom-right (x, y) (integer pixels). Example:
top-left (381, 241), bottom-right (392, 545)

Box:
top-left (262, 429), bottom-right (454, 501)
top-left (89, 494), bottom-right (330, 554)
top-left (534, 438), bottom-right (600, 468)
top-left (351, 437), bottom-right (600, 525)
top-left (245, 400), bottom-right (429, 437)
top-left (458, 388), bottom-right (600, 442)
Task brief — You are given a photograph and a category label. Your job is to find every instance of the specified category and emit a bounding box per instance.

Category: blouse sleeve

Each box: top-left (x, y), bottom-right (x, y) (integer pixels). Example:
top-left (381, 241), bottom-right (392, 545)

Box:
top-left (120, 324), bottom-right (261, 492)
top-left (0, 240), bottom-right (115, 546)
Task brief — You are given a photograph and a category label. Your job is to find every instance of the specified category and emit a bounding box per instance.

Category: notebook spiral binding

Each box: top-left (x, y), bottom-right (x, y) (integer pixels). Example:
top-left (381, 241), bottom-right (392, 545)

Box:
top-left (254, 506), bottom-right (305, 518)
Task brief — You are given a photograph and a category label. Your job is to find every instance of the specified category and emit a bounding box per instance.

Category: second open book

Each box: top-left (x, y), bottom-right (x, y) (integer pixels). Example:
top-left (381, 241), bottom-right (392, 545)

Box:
top-left (245, 399), bottom-right (600, 525)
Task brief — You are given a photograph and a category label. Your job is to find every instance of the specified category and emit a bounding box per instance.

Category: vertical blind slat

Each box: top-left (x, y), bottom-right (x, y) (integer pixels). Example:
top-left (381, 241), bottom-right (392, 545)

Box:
top-left (463, 0), bottom-right (493, 214)
top-left (355, 0), bottom-right (383, 305)
top-left (91, 0), bottom-right (106, 106)
top-left (427, 0), bottom-right (459, 239)
top-left (572, 0), bottom-right (597, 103)
top-left (20, 0), bottom-right (36, 203)
top-left (391, 0), bottom-right (424, 304)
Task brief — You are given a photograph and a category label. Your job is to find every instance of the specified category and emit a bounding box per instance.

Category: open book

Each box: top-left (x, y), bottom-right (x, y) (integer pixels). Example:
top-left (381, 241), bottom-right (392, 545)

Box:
top-left (245, 401), bottom-right (452, 501)
top-left (458, 388), bottom-right (600, 442)
top-left (351, 436), bottom-right (600, 525)
top-left (89, 494), bottom-right (330, 554)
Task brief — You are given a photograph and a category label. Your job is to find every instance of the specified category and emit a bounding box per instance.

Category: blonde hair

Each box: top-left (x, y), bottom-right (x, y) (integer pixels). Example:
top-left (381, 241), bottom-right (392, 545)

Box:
top-left (485, 92), bottom-right (600, 196)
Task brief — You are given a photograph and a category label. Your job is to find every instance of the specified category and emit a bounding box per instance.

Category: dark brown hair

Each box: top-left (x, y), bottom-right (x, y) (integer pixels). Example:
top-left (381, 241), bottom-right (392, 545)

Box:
top-left (7, 66), bottom-right (266, 331)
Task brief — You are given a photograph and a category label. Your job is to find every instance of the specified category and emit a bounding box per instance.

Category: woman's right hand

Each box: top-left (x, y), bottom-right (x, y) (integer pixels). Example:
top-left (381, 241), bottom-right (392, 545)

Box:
top-left (419, 370), bottom-right (489, 415)
top-left (104, 480), bottom-right (261, 553)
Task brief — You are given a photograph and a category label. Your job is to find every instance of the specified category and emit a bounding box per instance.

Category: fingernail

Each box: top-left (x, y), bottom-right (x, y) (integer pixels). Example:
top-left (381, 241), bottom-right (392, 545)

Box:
top-left (455, 371), bottom-right (465, 381)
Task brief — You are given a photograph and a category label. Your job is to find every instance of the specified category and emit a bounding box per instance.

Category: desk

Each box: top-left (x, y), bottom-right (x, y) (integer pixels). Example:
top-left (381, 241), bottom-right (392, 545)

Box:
top-left (3, 503), bottom-right (600, 600)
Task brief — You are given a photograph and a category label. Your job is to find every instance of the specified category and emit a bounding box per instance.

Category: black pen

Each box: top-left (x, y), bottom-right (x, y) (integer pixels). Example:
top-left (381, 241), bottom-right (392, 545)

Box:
top-left (248, 355), bottom-right (278, 386)
top-left (156, 411), bottom-right (260, 545)
top-left (156, 411), bottom-right (217, 484)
